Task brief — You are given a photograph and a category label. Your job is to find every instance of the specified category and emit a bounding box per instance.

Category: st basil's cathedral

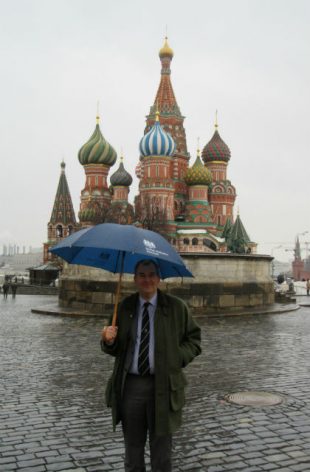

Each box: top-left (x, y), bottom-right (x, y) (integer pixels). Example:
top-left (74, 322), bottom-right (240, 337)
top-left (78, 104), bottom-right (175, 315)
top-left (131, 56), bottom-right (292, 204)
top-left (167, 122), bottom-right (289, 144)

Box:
top-left (44, 38), bottom-right (256, 263)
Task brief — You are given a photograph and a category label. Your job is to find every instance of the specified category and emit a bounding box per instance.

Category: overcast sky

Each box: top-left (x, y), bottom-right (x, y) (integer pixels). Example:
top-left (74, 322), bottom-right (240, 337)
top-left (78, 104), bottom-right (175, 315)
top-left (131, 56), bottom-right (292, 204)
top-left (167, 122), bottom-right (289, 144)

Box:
top-left (0, 0), bottom-right (309, 262)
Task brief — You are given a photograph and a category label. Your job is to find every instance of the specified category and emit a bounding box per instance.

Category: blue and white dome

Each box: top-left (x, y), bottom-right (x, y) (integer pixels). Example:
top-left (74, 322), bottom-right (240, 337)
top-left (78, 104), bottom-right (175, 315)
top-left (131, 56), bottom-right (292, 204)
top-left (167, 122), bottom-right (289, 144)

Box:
top-left (139, 113), bottom-right (176, 157)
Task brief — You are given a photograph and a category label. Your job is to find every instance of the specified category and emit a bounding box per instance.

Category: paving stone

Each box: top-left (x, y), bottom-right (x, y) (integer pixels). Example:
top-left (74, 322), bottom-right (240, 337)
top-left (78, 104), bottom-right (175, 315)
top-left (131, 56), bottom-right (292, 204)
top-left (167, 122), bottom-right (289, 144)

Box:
top-left (0, 457), bottom-right (17, 465)
top-left (0, 464), bottom-right (17, 471)
top-left (266, 453), bottom-right (291, 462)
top-left (57, 469), bottom-right (86, 472)
top-left (18, 468), bottom-right (46, 472)
top-left (45, 462), bottom-right (77, 471)
top-left (17, 459), bottom-right (45, 468)
top-left (290, 465), bottom-right (310, 471)
top-left (86, 466), bottom-right (112, 471)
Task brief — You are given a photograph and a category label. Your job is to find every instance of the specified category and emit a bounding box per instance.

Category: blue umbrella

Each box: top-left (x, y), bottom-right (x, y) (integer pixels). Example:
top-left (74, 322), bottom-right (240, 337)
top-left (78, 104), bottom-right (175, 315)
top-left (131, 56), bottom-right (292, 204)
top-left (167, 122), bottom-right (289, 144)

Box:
top-left (49, 223), bottom-right (193, 324)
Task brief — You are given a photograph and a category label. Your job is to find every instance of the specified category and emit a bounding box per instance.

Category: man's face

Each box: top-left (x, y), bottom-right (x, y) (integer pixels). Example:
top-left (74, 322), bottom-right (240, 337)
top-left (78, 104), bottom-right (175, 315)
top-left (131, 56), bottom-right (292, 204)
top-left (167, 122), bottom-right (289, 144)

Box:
top-left (134, 262), bottom-right (160, 300)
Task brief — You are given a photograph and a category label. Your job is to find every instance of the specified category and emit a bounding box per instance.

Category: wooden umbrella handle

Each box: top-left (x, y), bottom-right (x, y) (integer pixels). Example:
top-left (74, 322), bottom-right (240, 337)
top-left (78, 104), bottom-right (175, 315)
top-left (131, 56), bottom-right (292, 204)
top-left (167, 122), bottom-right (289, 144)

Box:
top-left (112, 271), bottom-right (123, 327)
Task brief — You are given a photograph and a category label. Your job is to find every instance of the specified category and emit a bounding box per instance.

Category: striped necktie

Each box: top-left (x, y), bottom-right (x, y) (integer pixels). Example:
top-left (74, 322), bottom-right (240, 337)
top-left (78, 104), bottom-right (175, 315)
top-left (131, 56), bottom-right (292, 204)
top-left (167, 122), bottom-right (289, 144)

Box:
top-left (138, 302), bottom-right (150, 376)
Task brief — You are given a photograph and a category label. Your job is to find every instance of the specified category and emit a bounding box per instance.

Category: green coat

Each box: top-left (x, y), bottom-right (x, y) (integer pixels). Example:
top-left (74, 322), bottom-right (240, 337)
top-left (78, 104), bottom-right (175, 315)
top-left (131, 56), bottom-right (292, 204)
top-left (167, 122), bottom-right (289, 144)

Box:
top-left (102, 289), bottom-right (201, 436)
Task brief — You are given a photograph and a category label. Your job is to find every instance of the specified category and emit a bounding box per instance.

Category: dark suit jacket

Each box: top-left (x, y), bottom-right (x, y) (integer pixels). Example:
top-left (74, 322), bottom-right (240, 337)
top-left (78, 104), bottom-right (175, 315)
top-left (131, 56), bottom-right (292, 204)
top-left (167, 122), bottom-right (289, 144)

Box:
top-left (102, 289), bottom-right (201, 435)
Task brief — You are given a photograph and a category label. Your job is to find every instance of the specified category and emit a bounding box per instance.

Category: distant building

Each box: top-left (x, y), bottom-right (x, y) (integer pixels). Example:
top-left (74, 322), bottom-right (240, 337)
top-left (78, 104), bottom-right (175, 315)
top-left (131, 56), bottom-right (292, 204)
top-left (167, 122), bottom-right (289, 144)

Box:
top-left (0, 251), bottom-right (43, 272)
top-left (292, 236), bottom-right (310, 280)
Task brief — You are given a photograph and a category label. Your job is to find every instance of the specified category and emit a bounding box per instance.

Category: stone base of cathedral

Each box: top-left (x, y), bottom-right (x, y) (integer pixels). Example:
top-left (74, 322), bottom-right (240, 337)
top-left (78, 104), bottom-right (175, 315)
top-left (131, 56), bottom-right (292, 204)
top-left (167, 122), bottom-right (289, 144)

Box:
top-left (58, 253), bottom-right (274, 315)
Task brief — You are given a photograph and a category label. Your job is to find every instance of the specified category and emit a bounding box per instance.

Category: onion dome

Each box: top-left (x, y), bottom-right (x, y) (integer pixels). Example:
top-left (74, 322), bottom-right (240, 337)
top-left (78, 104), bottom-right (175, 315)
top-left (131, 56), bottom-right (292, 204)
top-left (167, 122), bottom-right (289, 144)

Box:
top-left (159, 36), bottom-right (174, 59)
top-left (78, 207), bottom-right (97, 222)
top-left (110, 156), bottom-right (133, 187)
top-left (184, 150), bottom-right (212, 186)
top-left (202, 119), bottom-right (231, 163)
top-left (139, 111), bottom-right (176, 157)
top-left (78, 116), bottom-right (117, 167)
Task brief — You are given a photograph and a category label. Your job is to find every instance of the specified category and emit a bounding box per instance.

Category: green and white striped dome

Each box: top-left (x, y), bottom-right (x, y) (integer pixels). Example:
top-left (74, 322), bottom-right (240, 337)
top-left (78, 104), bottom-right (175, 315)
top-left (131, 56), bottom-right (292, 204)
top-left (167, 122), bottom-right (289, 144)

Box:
top-left (78, 116), bottom-right (117, 167)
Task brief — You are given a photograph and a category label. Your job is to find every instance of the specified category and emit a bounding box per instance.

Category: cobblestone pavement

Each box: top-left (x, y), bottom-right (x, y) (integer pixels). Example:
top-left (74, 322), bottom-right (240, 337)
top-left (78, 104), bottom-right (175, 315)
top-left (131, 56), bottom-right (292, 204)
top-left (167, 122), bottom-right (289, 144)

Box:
top-left (1, 295), bottom-right (310, 472)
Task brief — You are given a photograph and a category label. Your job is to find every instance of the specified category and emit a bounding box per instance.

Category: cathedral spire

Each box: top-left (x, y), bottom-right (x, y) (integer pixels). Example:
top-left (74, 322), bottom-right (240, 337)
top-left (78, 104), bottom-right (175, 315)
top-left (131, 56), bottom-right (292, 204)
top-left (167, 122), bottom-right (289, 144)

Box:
top-left (227, 214), bottom-right (251, 253)
top-left (295, 236), bottom-right (301, 260)
top-left (49, 162), bottom-right (76, 226)
top-left (44, 161), bottom-right (78, 262)
top-left (159, 36), bottom-right (174, 71)
top-left (152, 37), bottom-right (180, 117)
top-left (145, 38), bottom-right (189, 162)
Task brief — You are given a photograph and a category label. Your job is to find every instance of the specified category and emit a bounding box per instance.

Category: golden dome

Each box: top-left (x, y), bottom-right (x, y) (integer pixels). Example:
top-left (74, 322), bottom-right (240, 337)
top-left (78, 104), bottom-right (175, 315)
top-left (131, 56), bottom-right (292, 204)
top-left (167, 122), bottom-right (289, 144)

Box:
top-left (184, 150), bottom-right (212, 186)
top-left (159, 37), bottom-right (174, 59)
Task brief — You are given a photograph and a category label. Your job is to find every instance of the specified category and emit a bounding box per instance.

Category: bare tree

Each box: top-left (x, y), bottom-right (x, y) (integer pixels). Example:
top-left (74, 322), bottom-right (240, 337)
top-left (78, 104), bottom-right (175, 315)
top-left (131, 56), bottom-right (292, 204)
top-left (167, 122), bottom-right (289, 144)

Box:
top-left (137, 194), bottom-right (168, 237)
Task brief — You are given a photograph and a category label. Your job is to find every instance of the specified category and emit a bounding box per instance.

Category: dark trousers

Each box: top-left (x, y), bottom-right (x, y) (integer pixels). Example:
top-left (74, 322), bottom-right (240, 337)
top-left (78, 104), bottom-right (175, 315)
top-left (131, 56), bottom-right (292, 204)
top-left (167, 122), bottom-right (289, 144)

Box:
top-left (121, 374), bottom-right (172, 472)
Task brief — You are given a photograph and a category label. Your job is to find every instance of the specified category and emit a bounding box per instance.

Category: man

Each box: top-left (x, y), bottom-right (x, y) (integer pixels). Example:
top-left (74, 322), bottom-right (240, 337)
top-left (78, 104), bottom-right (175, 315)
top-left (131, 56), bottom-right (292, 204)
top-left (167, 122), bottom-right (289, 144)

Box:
top-left (11, 282), bottom-right (17, 298)
top-left (101, 259), bottom-right (201, 472)
top-left (2, 281), bottom-right (9, 299)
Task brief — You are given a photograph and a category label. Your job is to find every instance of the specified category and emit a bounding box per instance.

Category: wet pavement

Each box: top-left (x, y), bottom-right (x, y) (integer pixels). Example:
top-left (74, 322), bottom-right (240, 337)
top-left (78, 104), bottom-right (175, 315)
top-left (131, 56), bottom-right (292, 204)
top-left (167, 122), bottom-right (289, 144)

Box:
top-left (1, 294), bottom-right (310, 471)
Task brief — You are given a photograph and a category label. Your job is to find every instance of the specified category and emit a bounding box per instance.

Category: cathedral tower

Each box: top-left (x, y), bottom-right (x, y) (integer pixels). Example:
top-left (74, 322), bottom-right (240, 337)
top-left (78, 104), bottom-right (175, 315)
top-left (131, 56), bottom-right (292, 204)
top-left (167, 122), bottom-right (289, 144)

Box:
top-left (78, 115), bottom-right (117, 227)
top-left (44, 161), bottom-right (77, 262)
top-left (202, 118), bottom-right (236, 229)
top-left (105, 155), bottom-right (134, 224)
top-left (143, 38), bottom-right (190, 217)
top-left (138, 110), bottom-right (176, 235)
top-left (184, 148), bottom-right (213, 224)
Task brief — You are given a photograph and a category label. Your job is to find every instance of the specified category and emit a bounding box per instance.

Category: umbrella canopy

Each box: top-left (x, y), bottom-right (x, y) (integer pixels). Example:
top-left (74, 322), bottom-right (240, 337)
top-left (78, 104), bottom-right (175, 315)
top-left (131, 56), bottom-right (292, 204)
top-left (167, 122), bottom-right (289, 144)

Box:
top-left (49, 223), bottom-right (193, 279)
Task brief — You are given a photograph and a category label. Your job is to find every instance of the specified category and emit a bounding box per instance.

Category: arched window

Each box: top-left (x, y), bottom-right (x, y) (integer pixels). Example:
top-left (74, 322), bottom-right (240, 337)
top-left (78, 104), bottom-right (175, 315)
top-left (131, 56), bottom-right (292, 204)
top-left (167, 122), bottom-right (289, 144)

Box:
top-left (192, 238), bottom-right (199, 246)
top-left (183, 238), bottom-right (190, 245)
top-left (56, 225), bottom-right (63, 238)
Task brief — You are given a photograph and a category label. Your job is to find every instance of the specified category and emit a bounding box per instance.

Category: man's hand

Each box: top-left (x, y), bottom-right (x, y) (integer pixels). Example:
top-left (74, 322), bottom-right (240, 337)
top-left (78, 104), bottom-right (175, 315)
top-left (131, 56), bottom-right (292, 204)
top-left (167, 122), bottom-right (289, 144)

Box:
top-left (102, 326), bottom-right (118, 345)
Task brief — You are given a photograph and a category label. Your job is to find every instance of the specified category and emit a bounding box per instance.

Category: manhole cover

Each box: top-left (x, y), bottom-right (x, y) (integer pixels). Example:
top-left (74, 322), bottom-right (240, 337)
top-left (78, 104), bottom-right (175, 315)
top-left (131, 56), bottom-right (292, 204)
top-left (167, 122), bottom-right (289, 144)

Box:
top-left (226, 391), bottom-right (283, 406)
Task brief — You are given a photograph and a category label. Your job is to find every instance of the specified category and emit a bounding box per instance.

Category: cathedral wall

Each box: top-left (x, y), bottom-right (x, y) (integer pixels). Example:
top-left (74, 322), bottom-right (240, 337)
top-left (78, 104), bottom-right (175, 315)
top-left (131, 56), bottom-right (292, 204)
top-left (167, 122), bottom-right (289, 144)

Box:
top-left (58, 254), bottom-right (274, 315)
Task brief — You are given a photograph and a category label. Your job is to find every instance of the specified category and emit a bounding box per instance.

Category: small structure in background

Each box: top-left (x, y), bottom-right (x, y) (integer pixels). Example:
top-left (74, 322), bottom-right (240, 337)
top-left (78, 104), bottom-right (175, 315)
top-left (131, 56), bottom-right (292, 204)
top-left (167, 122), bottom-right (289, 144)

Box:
top-left (28, 263), bottom-right (59, 286)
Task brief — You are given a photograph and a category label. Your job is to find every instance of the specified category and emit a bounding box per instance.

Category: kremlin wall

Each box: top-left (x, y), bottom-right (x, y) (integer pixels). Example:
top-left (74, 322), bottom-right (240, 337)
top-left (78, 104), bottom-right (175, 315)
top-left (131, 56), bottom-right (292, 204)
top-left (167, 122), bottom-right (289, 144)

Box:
top-left (45, 38), bottom-right (274, 314)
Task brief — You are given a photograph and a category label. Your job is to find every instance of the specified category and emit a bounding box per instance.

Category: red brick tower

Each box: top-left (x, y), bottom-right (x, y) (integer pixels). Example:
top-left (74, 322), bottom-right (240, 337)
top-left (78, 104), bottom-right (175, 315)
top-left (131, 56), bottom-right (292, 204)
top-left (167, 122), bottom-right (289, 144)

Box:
top-left (143, 38), bottom-right (190, 217)
top-left (138, 110), bottom-right (176, 236)
top-left (202, 117), bottom-right (236, 230)
top-left (292, 236), bottom-right (304, 280)
top-left (105, 155), bottom-right (134, 224)
top-left (44, 161), bottom-right (77, 262)
top-left (183, 148), bottom-right (213, 224)
top-left (77, 115), bottom-right (117, 227)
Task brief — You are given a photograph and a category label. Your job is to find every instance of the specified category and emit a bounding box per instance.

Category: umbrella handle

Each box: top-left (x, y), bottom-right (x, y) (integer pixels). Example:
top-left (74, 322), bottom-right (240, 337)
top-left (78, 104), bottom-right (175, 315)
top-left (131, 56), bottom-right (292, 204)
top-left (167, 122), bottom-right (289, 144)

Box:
top-left (112, 271), bottom-right (123, 327)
